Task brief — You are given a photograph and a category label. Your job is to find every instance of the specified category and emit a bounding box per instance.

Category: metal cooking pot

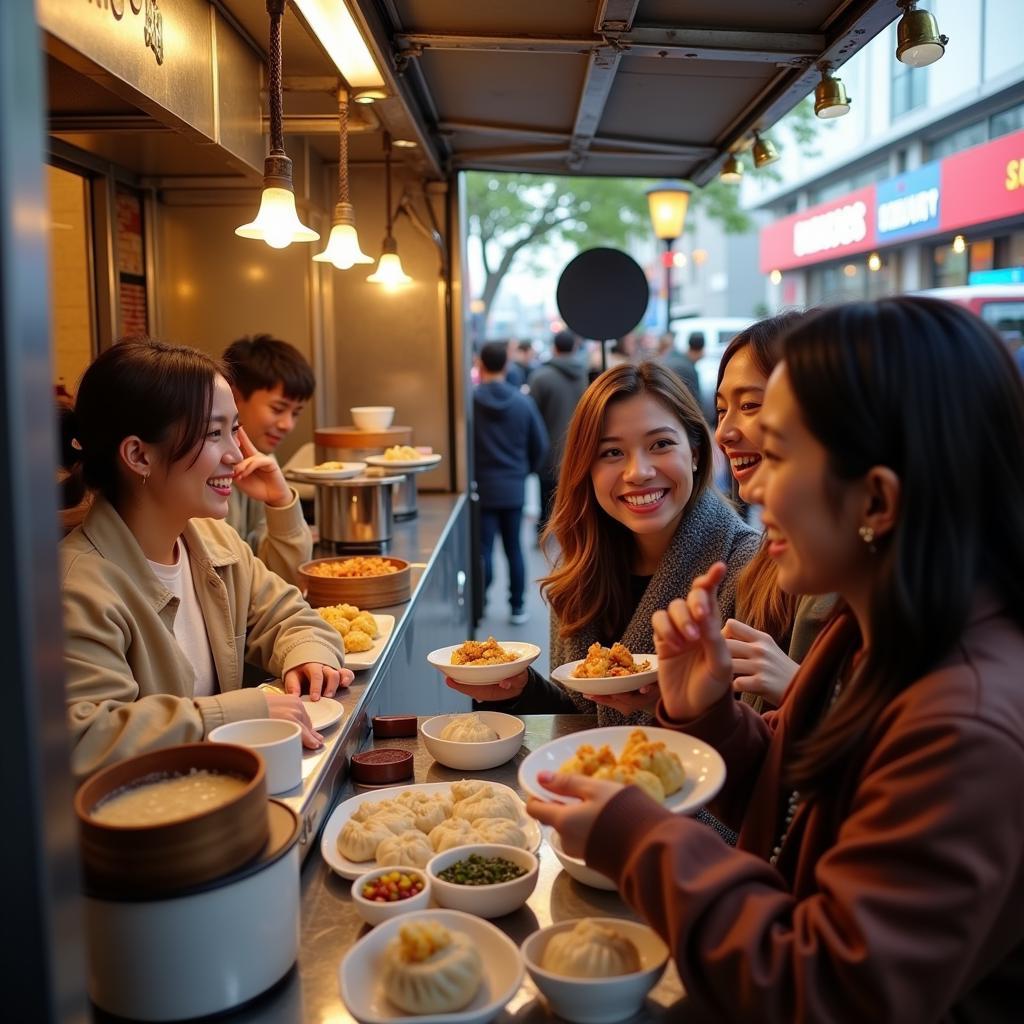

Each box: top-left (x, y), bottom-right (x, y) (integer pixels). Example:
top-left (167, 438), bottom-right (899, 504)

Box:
top-left (314, 474), bottom-right (403, 546)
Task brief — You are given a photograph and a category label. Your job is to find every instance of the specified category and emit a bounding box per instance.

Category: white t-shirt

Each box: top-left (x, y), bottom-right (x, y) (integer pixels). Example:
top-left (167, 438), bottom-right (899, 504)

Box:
top-left (148, 541), bottom-right (218, 698)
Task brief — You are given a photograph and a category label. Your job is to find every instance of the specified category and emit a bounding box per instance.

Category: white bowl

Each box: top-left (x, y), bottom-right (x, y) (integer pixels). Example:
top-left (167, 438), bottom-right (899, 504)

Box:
top-left (550, 654), bottom-right (659, 696)
top-left (351, 865), bottom-right (432, 927)
top-left (350, 406), bottom-right (395, 431)
top-left (427, 844), bottom-right (538, 919)
top-left (547, 830), bottom-right (617, 892)
top-left (427, 642), bottom-right (541, 686)
top-left (338, 908), bottom-right (524, 1024)
top-left (521, 918), bottom-right (669, 1024)
top-left (420, 713), bottom-right (525, 771)
top-left (208, 718), bottom-right (302, 795)
top-left (518, 725), bottom-right (726, 815)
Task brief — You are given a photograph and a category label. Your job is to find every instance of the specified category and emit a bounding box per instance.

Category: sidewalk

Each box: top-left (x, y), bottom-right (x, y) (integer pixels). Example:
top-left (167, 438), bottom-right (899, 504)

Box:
top-left (475, 511), bottom-right (553, 679)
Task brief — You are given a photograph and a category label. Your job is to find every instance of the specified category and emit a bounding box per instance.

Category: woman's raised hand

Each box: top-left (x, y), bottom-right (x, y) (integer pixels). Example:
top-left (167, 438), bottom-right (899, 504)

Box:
top-left (443, 669), bottom-right (529, 703)
top-left (651, 561), bottom-right (733, 721)
top-left (232, 427), bottom-right (293, 507)
top-left (722, 619), bottom-right (799, 705)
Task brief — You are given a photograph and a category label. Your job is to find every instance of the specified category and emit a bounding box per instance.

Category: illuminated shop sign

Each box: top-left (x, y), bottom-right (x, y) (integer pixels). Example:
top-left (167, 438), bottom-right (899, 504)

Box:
top-left (793, 200), bottom-right (868, 257)
top-left (876, 161), bottom-right (941, 241)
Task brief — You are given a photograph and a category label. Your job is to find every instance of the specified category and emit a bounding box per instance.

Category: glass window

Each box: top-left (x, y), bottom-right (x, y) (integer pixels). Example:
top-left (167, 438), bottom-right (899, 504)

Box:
top-left (991, 101), bottom-right (1024, 140)
top-left (931, 243), bottom-right (969, 287)
top-left (979, 302), bottom-right (1024, 344)
top-left (891, 53), bottom-right (927, 119)
top-left (927, 120), bottom-right (987, 161)
top-left (807, 253), bottom-right (899, 305)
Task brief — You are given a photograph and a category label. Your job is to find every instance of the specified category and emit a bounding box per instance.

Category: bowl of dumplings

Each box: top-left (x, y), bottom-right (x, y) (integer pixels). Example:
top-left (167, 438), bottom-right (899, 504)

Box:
top-left (427, 843), bottom-right (539, 919)
top-left (420, 712), bottom-right (525, 771)
top-left (338, 910), bottom-right (524, 1024)
top-left (521, 917), bottom-right (670, 1024)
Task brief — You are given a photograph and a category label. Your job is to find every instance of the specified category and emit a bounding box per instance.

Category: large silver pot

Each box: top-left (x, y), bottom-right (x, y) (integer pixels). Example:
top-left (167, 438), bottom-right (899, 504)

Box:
top-left (314, 474), bottom-right (403, 546)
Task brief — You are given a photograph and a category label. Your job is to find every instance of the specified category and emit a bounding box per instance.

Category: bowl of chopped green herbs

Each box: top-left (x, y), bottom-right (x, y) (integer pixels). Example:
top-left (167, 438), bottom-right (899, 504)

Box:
top-left (427, 844), bottom-right (539, 919)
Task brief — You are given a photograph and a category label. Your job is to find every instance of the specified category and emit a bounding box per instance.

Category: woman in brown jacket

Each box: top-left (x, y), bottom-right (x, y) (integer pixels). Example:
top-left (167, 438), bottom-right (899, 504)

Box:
top-left (531, 297), bottom-right (1024, 1022)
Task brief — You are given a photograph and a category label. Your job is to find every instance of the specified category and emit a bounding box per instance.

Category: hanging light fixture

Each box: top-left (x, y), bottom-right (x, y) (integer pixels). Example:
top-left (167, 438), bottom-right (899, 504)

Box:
top-left (367, 132), bottom-right (412, 288)
top-left (952, 234), bottom-right (967, 255)
top-left (720, 154), bottom-right (743, 184)
top-left (236, 0), bottom-right (319, 249)
top-left (896, 1), bottom-right (948, 68)
top-left (752, 131), bottom-right (779, 169)
top-left (814, 66), bottom-right (852, 119)
top-left (313, 85), bottom-right (373, 270)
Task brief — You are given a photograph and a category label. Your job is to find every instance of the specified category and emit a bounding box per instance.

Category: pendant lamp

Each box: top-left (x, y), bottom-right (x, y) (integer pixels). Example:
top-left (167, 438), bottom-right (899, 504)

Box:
top-left (236, 0), bottom-right (319, 249)
top-left (313, 85), bottom-right (373, 269)
top-left (367, 132), bottom-right (412, 288)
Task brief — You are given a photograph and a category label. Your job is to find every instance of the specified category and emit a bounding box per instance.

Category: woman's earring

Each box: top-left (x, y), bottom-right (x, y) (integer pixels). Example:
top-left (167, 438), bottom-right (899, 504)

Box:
top-left (858, 524), bottom-right (876, 553)
top-left (141, 473), bottom-right (150, 487)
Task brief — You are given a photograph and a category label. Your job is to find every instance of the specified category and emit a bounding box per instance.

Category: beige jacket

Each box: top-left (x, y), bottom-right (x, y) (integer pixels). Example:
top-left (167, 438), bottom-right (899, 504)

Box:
top-left (62, 497), bottom-right (343, 780)
top-left (226, 486), bottom-right (312, 588)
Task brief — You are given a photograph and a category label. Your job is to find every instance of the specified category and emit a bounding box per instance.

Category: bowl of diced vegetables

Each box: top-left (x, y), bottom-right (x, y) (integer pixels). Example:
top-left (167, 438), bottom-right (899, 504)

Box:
top-left (426, 844), bottom-right (538, 919)
top-left (350, 865), bottom-right (431, 927)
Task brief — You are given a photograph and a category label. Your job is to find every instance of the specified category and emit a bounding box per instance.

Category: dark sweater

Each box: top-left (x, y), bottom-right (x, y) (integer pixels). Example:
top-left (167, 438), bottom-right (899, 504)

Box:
top-left (473, 379), bottom-right (549, 508)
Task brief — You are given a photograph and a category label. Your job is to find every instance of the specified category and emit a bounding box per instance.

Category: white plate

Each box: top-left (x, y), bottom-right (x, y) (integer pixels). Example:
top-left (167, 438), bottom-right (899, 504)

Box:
top-left (518, 726), bottom-right (726, 816)
top-left (342, 614), bottom-right (396, 671)
top-left (364, 453), bottom-right (443, 470)
top-left (550, 654), bottom-right (659, 696)
top-left (427, 642), bottom-right (541, 686)
top-left (287, 461), bottom-right (367, 481)
top-left (320, 781), bottom-right (542, 880)
top-left (300, 695), bottom-right (345, 731)
top-left (339, 908), bottom-right (523, 1024)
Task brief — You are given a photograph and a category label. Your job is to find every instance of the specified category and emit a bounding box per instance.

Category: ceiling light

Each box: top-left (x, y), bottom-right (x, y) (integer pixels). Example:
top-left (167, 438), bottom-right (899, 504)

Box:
top-left (236, 0), bottom-right (319, 249)
top-left (291, 0), bottom-right (385, 87)
top-left (952, 234), bottom-right (966, 254)
top-left (353, 88), bottom-right (388, 105)
top-left (814, 67), bottom-right (852, 119)
top-left (752, 132), bottom-right (779, 169)
top-left (896, 1), bottom-right (948, 68)
top-left (720, 154), bottom-right (743, 184)
top-left (367, 133), bottom-right (412, 288)
top-left (313, 86), bottom-right (373, 270)
top-left (393, 139), bottom-right (418, 149)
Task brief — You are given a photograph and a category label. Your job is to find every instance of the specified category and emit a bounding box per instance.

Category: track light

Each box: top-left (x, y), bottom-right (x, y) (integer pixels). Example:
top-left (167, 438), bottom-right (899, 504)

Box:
top-left (814, 67), bottom-right (852, 119)
top-left (752, 132), bottom-right (779, 169)
top-left (720, 154), bottom-right (743, 184)
top-left (896, 2), bottom-right (948, 68)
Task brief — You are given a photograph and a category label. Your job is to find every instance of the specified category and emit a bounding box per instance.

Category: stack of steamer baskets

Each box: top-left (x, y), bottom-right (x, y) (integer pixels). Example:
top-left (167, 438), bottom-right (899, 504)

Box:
top-left (299, 554), bottom-right (412, 610)
top-left (314, 423), bottom-right (427, 522)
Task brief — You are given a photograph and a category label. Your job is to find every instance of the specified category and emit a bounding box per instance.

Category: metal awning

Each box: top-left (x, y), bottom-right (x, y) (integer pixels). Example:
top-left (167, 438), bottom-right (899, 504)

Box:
top-left (351, 0), bottom-right (902, 183)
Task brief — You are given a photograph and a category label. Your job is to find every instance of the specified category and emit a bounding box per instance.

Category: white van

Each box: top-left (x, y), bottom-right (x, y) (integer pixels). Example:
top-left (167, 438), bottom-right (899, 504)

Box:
top-left (671, 317), bottom-right (755, 408)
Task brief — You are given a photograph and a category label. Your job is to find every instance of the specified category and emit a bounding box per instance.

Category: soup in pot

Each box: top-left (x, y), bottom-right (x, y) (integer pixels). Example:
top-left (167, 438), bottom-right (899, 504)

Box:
top-left (91, 769), bottom-right (248, 826)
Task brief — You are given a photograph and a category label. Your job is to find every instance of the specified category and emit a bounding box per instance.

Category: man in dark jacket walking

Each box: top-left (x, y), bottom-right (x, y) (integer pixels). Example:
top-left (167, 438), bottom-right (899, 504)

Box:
top-left (474, 341), bottom-right (549, 624)
top-left (529, 330), bottom-right (587, 538)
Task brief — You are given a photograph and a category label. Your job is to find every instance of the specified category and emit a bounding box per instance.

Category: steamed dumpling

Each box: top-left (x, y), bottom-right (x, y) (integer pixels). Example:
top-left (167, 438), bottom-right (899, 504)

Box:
top-left (381, 920), bottom-right (483, 1014)
top-left (350, 798), bottom-right (399, 823)
top-left (428, 817), bottom-right (476, 852)
top-left (376, 829), bottom-right (434, 868)
top-left (450, 779), bottom-right (493, 802)
top-left (453, 788), bottom-right (520, 822)
top-left (338, 817), bottom-right (393, 862)
top-left (440, 713), bottom-right (500, 743)
top-left (471, 817), bottom-right (528, 849)
top-left (396, 791), bottom-right (453, 832)
top-left (372, 810), bottom-right (417, 836)
top-left (542, 919), bottom-right (642, 978)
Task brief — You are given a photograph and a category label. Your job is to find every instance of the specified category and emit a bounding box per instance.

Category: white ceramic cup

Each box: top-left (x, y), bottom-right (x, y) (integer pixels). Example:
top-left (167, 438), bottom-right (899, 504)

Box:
top-left (208, 719), bottom-right (303, 795)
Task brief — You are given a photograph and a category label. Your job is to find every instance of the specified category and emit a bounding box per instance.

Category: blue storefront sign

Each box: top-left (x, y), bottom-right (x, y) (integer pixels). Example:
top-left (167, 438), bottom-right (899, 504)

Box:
top-left (876, 161), bottom-right (941, 242)
top-left (969, 267), bottom-right (1024, 285)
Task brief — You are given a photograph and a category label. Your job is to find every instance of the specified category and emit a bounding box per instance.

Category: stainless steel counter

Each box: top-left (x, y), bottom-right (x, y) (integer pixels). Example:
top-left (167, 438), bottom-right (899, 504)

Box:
top-left (225, 715), bottom-right (690, 1024)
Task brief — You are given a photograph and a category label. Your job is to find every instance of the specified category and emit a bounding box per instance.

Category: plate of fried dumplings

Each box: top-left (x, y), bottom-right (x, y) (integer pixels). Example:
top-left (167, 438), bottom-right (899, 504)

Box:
top-left (518, 726), bottom-right (726, 816)
top-left (551, 642), bottom-right (659, 696)
top-left (320, 780), bottom-right (542, 880)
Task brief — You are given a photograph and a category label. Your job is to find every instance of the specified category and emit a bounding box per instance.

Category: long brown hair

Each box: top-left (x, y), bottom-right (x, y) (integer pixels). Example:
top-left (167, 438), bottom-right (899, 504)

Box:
top-left (540, 361), bottom-right (712, 639)
top-left (716, 313), bottom-right (803, 646)
top-left (782, 298), bottom-right (1024, 795)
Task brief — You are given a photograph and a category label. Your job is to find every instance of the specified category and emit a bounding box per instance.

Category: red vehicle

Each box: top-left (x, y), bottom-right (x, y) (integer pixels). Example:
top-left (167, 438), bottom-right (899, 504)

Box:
top-left (914, 285), bottom-right (1024, 344)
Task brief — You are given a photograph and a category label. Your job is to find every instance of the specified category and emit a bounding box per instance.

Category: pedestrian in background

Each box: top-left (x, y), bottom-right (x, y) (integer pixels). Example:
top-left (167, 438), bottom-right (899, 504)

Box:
top-left (473, 341), bottom-right (549, 624)
top-left (529, 329), bottom-right (587, 539)
top-left (656, 330), bottom-right (700, 402)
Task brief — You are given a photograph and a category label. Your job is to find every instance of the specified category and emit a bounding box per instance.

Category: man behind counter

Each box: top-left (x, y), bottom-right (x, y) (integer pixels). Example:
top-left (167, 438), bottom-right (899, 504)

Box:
top-left (222, 335), bottom-right (314, 587)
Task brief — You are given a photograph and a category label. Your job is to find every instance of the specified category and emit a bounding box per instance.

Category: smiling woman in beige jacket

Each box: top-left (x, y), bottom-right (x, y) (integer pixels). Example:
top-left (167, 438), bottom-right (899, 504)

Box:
top-left (62, 339), bottom-right (350, 781)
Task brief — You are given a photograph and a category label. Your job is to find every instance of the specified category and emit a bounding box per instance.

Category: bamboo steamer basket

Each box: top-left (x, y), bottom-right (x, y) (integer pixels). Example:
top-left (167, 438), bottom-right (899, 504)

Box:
top-left (299, 555), bottom-right (411, 609)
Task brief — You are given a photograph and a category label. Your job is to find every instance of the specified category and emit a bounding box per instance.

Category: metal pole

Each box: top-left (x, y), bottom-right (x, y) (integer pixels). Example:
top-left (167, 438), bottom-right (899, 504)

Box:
top-left (664, 238), bottom-right (674, 333)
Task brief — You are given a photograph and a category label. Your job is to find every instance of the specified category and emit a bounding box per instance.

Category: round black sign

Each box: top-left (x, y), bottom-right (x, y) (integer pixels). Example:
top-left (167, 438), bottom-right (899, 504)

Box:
top-left (556, 247), bottom-right (650, 341)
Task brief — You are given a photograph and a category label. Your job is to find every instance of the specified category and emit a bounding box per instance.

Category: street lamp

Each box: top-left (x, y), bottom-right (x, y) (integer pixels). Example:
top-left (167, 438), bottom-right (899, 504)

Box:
top-left (646, 181), bottom-right (691, 332)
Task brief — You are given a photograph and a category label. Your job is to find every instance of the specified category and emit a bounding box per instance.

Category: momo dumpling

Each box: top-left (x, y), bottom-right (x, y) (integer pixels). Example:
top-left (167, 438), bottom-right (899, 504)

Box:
top-left (371, 810), bottom-right (417, 836)
top-left (620, 738), bottom-right (685, 796)
top-left (542, 919), bottom-right (641, 978)
top-left (453, 787), bottom-right (520, 823)
top-left (396, 790), bottom-right (452, 832)
top-left (350, 798), bottom-right (399, 823)
top-left (593, 764), bottom-right (665, 803)
top-left (376, 829), bottom-right (434, 868)
top-left (471, 817), bottom-right (528, 849)
top-left (450, 779), bottom-right (492, 802)
top-left (440, 713), bottom-right (500, 743)
top-left (428, 817), bottom-right (476, 852)
top-left (338, 817), bottom-right (392, 862)
top-left (381, 920), bottom-right (483, 1014)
